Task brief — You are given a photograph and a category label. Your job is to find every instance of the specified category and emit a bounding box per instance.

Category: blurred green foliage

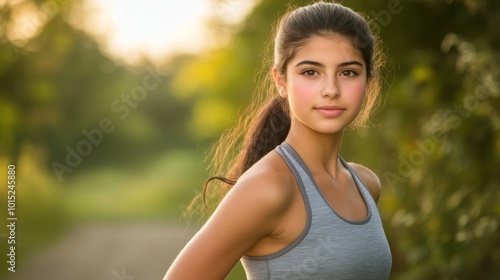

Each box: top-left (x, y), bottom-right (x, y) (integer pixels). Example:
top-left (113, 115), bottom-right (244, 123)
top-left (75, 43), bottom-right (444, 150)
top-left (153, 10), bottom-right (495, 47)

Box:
top-left (0, 0), bottom-right (499, 279)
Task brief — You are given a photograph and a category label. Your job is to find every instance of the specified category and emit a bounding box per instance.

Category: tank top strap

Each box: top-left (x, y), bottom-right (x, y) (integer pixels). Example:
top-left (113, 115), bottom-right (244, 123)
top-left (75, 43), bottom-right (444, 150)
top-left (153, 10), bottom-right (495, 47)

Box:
top-left (274, 142), bottom-right (327, 210)
top-left (274, 143), bottom-right (313, 214)
top-left (274, 142), bottom-right (313, 193)
top-left (275, 141), bottom-right (325, 198)
top-left (338, 156), bottom-right (378, 209)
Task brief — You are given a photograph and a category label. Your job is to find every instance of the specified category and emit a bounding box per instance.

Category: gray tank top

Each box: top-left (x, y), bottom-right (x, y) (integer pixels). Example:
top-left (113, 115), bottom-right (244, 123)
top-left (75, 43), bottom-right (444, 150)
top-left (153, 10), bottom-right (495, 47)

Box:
top-left (240, 142), bottom-right (392, 279)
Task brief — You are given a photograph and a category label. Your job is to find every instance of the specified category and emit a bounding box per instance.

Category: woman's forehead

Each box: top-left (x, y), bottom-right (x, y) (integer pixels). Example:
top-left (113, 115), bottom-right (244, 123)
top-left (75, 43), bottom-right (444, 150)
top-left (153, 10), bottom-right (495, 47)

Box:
top-left (290, 35), bottom-right (365, 66)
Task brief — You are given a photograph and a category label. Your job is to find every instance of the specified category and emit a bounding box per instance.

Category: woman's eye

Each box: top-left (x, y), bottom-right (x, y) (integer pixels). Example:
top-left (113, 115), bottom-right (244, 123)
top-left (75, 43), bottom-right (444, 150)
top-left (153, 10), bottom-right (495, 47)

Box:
top-left (340, 70), bottom-right (358, 77)
top-left (302, 69), bottom-right (318, 76)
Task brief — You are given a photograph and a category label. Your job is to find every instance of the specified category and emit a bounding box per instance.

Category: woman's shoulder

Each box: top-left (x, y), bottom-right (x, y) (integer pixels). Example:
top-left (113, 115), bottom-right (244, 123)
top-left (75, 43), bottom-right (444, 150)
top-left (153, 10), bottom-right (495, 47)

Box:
top-left (232, 149), bottom-right (295, 213)
top-left (347, 162), bottom-right (382, 203)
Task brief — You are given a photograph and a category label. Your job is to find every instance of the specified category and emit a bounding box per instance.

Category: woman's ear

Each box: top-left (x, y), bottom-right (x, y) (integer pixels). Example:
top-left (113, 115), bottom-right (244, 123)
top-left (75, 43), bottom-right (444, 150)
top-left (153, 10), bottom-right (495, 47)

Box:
top-left (272, 68), bottom-right (287, 98)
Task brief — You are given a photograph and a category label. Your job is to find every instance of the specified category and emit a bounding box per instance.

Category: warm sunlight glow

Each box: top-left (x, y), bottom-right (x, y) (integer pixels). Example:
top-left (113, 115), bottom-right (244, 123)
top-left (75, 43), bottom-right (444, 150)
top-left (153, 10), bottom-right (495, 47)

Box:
top-left (5, 0), bottom-right (56, 46)
top-left (79, 0), bottom-right (254, 65)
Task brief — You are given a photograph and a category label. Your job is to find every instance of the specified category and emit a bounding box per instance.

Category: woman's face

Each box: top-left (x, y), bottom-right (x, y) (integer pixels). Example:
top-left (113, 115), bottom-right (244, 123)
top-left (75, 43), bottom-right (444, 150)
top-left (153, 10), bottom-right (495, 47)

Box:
top-left (274, 35), bottom-right (367, 135)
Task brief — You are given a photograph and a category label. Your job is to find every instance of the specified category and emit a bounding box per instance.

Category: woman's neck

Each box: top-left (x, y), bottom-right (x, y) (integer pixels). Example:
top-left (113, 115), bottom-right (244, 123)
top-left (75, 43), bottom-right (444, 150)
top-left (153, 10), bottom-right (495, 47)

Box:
top-left (284, 124), bottom-right (344, 178)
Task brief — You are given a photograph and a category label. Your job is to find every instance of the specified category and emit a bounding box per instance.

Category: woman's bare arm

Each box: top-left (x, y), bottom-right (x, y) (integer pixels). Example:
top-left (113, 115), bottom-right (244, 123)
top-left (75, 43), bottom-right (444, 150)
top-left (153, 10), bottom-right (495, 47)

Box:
top-left (164, 168), bottom-right (291, 280)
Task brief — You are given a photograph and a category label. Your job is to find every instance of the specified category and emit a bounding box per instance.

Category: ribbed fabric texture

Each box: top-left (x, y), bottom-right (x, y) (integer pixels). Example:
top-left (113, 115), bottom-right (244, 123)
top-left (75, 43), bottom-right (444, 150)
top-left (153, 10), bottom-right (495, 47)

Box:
top-left (240, 142), bottom-right (392, 280)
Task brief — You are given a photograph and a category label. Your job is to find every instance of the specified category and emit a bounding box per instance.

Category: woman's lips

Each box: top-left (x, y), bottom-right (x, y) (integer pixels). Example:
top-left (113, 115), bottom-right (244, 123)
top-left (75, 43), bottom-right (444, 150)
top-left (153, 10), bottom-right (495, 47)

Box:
top-left (314, 105), bottom-right (346, 117)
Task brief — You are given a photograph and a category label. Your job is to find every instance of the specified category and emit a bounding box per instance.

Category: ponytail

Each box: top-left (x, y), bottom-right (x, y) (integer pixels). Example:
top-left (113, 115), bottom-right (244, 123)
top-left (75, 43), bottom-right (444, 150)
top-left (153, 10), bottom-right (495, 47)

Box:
top-left (193, 94), bottom-right (290, 215)
top-left (238, 95), bottom-right (290, 176)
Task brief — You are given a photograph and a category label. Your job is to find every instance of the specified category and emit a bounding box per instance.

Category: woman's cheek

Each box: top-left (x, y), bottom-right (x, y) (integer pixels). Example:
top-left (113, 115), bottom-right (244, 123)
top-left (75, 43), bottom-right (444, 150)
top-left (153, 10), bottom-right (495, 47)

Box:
top-left (291, 80), bottom-right (317, 102)
top-left (345, 81), bottom-right (366, 101)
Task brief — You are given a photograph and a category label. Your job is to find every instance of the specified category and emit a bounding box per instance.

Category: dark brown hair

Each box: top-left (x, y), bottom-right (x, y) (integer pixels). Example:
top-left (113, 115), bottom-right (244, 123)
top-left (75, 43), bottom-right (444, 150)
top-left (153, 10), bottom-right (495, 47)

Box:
top-left (190, 1), bottom-right (383, 215)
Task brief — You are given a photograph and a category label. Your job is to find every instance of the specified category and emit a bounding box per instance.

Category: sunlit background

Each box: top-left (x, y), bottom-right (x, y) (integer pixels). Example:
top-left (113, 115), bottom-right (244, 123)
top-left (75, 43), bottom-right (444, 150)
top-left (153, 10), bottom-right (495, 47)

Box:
top-left (0, 0), bottom-right (499, 279)
top-left (77, 0), bottom-right (254, 65)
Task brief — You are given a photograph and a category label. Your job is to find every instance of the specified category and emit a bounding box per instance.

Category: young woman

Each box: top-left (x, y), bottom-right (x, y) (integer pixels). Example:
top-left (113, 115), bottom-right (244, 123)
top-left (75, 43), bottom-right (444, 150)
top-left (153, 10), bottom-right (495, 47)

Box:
top-left (164, 2), bottom-right (392, 279)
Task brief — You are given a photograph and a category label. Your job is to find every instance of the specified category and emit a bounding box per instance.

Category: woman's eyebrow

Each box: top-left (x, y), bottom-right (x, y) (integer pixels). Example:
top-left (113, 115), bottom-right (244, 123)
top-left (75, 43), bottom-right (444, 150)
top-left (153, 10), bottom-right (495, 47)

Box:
top-left (337, 60), bottom-right (364, 68)
top-left (294, 60), bottom-right (364, 68)
top-left (295, 60), bottom-right (323, 67)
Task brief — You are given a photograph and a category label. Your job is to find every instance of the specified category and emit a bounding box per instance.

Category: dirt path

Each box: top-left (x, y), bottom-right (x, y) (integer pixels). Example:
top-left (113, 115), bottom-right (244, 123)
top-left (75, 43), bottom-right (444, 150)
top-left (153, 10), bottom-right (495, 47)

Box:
top-left (7, 222), bottom-right (199, 280)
